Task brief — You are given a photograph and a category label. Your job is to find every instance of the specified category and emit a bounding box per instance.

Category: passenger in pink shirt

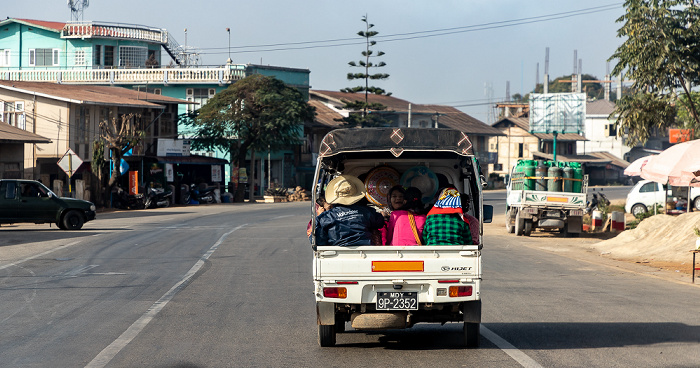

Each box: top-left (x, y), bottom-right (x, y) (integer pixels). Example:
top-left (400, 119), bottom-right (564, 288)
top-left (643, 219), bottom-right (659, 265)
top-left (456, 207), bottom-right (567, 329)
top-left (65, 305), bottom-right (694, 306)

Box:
top-left (386, 187), bottom-right (427, 245)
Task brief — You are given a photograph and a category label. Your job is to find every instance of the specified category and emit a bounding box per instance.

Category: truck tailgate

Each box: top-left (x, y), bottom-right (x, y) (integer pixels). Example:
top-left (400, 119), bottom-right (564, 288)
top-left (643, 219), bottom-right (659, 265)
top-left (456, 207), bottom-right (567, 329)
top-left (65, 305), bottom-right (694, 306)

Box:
top-left (314, 245), bottom-right (481, 280)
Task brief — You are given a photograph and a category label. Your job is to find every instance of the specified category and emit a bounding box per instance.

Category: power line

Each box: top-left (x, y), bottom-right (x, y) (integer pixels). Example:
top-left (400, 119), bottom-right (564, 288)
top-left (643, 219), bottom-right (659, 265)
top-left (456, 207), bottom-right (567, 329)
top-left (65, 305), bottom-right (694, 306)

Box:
top-left (194, 3), bottom-right (621, 55)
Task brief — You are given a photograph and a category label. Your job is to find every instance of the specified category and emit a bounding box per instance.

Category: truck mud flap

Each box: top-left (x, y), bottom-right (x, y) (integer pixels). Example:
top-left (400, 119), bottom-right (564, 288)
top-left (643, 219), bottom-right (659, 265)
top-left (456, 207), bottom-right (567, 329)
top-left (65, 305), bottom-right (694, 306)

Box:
top-left (462, 300), bottom-right (481, 323)
top-left (317, 301), bottom-right (335, 325)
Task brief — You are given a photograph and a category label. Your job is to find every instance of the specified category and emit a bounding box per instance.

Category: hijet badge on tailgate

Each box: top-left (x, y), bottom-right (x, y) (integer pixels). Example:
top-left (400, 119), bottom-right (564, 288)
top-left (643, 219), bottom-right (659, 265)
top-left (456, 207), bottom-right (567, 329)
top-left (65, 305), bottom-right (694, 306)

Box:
top-left (441, 266), bottom-right (472, 272)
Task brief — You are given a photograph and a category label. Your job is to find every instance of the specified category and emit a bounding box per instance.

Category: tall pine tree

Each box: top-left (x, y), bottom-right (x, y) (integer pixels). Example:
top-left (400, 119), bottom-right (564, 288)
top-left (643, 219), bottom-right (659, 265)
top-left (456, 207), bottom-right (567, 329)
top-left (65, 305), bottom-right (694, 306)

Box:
top-left (341, 15), bottom-right (391, 127)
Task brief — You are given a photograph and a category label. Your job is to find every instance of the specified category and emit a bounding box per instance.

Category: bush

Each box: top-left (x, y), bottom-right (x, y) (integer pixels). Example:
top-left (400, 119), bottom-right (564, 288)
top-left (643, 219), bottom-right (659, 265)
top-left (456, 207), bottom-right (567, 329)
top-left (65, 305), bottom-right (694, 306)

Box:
top-left (627, 204), bottom-right (662, 229)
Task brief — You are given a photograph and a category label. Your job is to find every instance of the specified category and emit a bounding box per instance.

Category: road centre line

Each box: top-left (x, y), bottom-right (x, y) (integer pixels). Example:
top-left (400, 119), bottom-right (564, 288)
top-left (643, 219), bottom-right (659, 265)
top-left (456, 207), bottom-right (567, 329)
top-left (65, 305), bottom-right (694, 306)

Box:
top-left (481, 326), bottom-right (543, 368)
top-left (85, 224), bottom-right (247, 368)
top-left (0, 240), bottom-right (82, 271)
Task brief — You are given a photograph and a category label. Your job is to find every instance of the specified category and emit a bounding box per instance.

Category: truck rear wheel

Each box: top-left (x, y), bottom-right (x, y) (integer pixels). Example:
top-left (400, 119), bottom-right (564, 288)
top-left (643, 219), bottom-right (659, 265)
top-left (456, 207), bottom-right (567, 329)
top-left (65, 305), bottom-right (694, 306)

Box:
top-left (505, 209), bottom-right (515, 233)
top-left (318, 324), bottom-right (336, 347)
top-left (523, 220), bottom-right (532, 236)
top-left (514, 210), bottom-right (524, 236)
top-left (464, 322), bottom-right (480, 348)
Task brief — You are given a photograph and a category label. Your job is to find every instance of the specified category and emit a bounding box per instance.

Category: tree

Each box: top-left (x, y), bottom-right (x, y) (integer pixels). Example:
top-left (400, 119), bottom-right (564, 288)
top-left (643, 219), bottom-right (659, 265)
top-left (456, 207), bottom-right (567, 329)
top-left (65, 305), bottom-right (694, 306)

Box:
top-left (609, 0), bottom-right (700, 145)
top-left (532, 74), bottom-right (604, 100)
top-left (190, 74), bottom-right (315, 202)
top-left (98, 113), bottom-right (144, 205)
top-left (340, 15), bottom-right (391, 127)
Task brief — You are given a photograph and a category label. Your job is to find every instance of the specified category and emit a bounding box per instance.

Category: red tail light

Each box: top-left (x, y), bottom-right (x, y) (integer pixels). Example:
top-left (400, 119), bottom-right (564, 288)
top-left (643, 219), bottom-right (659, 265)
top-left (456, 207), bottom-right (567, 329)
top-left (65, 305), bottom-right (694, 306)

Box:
top-left (449, 286), bottom-right (473, 297)
top-left (323, 287), bottom-right (347, 298)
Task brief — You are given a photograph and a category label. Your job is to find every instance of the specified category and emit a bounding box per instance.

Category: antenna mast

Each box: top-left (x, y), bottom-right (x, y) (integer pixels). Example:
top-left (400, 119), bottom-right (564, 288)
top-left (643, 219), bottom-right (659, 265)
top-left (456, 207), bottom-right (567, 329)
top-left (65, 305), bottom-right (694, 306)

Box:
top-left (67, 0), bottom-right (89, 22)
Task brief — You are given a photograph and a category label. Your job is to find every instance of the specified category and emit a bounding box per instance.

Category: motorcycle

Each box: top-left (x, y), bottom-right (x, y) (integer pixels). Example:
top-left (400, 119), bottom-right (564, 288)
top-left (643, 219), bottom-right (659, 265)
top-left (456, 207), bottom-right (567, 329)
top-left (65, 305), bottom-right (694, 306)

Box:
top-left (584, 190), bottom-right (611, 214)
top-left (184, 183), bottom-right (215, 204)
top-left (111, 185), bottom-right (145, 210)
top-left (144, 187), bottom-right (172, 208)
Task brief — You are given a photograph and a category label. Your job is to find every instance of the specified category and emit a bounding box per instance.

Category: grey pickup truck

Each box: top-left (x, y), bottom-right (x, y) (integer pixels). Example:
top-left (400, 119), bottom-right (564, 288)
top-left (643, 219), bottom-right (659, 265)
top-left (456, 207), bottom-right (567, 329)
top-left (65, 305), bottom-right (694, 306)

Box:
top-left (0, 179), bottom-right (96, 230)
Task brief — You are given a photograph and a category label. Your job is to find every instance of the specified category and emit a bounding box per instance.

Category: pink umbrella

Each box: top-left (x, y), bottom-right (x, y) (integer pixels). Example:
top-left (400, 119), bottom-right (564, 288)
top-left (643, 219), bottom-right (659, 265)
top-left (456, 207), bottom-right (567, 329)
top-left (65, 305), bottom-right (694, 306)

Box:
top-left (623, 155), bottom-right (652, 176)
top-left (679, 163), bottom-right (700, 187)
top-left (641, 139), bottom-right (700, 186)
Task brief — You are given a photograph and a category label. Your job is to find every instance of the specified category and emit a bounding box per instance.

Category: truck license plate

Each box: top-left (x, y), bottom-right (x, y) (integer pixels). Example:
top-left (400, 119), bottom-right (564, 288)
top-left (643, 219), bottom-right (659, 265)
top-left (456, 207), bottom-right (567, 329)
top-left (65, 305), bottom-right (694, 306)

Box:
top-left (376, 292), bottom-right (418, 310)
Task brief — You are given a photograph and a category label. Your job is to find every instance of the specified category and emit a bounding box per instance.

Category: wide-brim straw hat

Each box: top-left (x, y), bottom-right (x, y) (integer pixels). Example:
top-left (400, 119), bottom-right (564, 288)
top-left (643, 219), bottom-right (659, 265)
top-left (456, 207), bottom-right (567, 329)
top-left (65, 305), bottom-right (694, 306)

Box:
top-left (326, 174), bottom-right (366, 206)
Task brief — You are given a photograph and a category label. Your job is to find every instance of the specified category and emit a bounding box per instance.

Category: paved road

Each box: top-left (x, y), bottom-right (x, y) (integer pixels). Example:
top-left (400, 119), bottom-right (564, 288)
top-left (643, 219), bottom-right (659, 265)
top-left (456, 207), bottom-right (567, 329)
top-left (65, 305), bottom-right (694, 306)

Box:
top-left (1, 201), bottom-right (697, 367)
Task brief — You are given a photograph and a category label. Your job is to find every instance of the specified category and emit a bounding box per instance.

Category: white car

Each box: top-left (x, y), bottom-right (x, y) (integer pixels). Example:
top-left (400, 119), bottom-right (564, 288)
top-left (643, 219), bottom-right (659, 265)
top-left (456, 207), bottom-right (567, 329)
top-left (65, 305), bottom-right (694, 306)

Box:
top-left (625, 179), bottom-right (700, 215)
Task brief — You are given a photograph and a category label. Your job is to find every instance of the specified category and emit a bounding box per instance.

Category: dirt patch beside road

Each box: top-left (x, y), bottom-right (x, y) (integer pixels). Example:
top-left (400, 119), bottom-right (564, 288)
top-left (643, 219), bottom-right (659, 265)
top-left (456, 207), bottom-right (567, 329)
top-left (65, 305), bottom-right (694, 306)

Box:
top-left (486, 211), bottom-right (700, 284)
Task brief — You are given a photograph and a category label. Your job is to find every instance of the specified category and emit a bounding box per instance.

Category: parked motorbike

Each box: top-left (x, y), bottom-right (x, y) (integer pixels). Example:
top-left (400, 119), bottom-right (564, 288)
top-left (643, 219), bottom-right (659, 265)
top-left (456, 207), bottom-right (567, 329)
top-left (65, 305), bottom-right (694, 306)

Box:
top-left (112, 185), bottom-right (145, 210)
top-left (584, 190), bottom-right (611, 214)
top-left (144, 187), bottom-right (172, 208)
top-left (184, 183), bottom-right (215, 204)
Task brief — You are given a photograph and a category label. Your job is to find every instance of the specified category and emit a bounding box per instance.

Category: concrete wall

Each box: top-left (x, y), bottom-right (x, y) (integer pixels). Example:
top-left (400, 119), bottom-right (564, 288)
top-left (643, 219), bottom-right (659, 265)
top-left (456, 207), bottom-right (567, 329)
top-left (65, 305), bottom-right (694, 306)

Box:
top-left (577, 114), bottom-right (631, 160)
top-left (490, 124), bottom-right (539, 175)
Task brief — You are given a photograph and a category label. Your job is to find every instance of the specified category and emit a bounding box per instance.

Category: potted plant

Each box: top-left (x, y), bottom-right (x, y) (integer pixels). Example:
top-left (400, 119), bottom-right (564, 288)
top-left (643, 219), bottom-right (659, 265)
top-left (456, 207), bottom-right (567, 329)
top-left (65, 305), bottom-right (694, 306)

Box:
top-left (695, 226), bottom-right (700, 250)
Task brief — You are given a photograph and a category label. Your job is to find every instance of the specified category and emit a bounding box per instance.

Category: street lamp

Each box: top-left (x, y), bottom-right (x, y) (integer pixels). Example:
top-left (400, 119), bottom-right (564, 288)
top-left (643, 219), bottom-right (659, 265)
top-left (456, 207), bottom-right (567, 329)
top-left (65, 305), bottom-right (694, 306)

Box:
top-left (226, 28), bottom-right (232, 64)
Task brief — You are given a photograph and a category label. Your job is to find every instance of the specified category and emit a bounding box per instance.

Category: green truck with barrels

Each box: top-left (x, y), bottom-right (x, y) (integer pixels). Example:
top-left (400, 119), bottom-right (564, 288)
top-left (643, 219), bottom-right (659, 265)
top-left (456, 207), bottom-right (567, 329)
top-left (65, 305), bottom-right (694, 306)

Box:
top-left (505, 160), bottom-right (588, 237)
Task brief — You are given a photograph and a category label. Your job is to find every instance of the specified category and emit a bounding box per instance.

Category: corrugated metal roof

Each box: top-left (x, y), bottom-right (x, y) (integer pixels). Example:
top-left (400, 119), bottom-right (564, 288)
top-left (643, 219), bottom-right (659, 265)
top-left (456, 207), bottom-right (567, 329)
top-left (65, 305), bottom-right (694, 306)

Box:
top-left (308, 100), bottom-right (345, 128)
top-left (586, 99), bottom-right (616, 115)
top-left (0, 123), bottom-right (51, 143)
top-left (1, 18), bottom-right (66, 32)
top-left (0, 81), bottom-right (191, 108)
top-left (310, 90), bottom-right (503, 135)
top-left (588, 151), bottom-right (629, 168)
top-left (532, 152), bottom-right (610, 165)
top-left (494, 117), bottom-right (587, 141)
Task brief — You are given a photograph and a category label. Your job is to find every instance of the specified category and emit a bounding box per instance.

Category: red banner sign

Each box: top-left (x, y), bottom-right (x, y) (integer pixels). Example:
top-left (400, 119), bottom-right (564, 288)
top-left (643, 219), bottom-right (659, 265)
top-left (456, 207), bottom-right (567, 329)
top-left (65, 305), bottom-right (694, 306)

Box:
top-left (669, 129), bottom-right (694, 143)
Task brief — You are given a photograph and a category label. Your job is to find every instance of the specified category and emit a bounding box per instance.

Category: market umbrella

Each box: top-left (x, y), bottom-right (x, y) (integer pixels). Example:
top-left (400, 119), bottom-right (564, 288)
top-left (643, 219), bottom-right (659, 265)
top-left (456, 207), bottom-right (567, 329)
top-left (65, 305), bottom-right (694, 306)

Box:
top-left (679, 163), bottom-right (700, 187)
top-left (624, 155), bottom-right (653, 176)
top-left (641, 139), bottom-right (700, 186)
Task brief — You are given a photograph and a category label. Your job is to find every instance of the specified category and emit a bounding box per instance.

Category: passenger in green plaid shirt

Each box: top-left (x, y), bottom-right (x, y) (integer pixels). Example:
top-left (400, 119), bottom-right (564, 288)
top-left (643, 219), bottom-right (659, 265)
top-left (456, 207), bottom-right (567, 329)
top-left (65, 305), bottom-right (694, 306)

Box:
top-left (423, 188), bottom-right (473, 245)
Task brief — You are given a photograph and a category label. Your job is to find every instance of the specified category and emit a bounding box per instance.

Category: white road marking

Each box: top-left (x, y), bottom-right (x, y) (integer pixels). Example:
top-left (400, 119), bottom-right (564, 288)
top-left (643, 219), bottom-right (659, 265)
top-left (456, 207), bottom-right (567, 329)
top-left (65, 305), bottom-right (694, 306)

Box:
top-left (85, 224), bottom-right (247, 368)
top-left (271, 215), bottom-right (294, 219)
top-left (0, 240), bottom-right (82, 271)
top-left (481, 326), bottom-right (543, 368)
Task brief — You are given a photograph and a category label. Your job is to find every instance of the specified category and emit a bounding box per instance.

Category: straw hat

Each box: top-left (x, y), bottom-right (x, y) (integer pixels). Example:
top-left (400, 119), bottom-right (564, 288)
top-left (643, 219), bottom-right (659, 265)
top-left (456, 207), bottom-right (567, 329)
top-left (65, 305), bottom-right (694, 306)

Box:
top-left (326, 175), bottom-right (366, 205)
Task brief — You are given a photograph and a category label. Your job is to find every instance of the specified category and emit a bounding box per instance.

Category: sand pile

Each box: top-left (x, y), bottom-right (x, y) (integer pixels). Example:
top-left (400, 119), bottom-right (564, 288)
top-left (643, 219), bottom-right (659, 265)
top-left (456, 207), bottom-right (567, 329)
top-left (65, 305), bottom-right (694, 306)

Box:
top-left (593, 212), bottom-right (700, 263)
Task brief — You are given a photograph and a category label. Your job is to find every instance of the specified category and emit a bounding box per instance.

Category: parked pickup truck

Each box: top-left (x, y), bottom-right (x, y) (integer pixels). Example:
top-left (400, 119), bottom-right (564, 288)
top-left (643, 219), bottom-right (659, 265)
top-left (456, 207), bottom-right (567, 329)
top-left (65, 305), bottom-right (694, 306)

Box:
top-left (310, 128), bottom-right (493, 348)
top-left (0, 179), bottom-right (96, 230)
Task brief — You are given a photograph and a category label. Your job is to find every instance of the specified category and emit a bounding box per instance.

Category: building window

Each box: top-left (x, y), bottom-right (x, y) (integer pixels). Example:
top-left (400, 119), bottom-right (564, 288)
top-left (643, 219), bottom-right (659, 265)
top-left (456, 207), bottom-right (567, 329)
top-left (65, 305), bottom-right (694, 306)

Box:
top-left (104, 46), bottom-right (114, 66)
top-left (518, 143), bottom-right (524, 158)
top-left (29, 49), bottom-right (59, 66)
top-left (186, 88), bottom-right (216, 112)
top-left (94, 45), bottom-right (102, 65)
top-left (119, 46), bottom-right (148, 68)
top-left (0, 49), bottom-right (10, 67)
top-left (2, 102), bottom-right (25, 129)
top-left (75, 50), bottom-right (86, 66)
top-left (77, 106), bottom-right (90, 143)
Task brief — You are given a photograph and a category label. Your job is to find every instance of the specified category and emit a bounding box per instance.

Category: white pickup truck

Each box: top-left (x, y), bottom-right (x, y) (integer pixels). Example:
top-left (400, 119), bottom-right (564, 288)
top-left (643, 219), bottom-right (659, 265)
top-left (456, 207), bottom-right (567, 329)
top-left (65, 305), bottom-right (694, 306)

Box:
top-left (310, 128), bottom-right (493, 348)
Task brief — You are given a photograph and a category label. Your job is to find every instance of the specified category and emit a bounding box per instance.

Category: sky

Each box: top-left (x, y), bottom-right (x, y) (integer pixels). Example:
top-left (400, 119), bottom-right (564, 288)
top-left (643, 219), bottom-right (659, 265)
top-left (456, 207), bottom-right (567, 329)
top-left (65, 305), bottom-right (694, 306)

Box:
top-left (4, 0), bottom-right (625, 123)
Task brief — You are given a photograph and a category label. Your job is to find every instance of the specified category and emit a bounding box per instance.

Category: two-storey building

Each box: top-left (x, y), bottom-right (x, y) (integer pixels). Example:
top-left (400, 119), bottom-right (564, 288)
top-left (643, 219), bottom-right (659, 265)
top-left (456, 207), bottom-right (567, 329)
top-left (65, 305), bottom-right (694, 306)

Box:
top-left (0, 18), bottom-right (310, 196)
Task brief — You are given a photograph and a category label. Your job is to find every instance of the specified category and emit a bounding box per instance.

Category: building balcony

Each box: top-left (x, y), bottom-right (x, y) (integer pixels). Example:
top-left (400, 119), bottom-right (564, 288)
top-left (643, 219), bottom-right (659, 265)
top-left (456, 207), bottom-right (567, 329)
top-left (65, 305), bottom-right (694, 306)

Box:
top-left (0, 66), bottom-right (246, 86)
top-left (61, 21), bottom-right (167, 44)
